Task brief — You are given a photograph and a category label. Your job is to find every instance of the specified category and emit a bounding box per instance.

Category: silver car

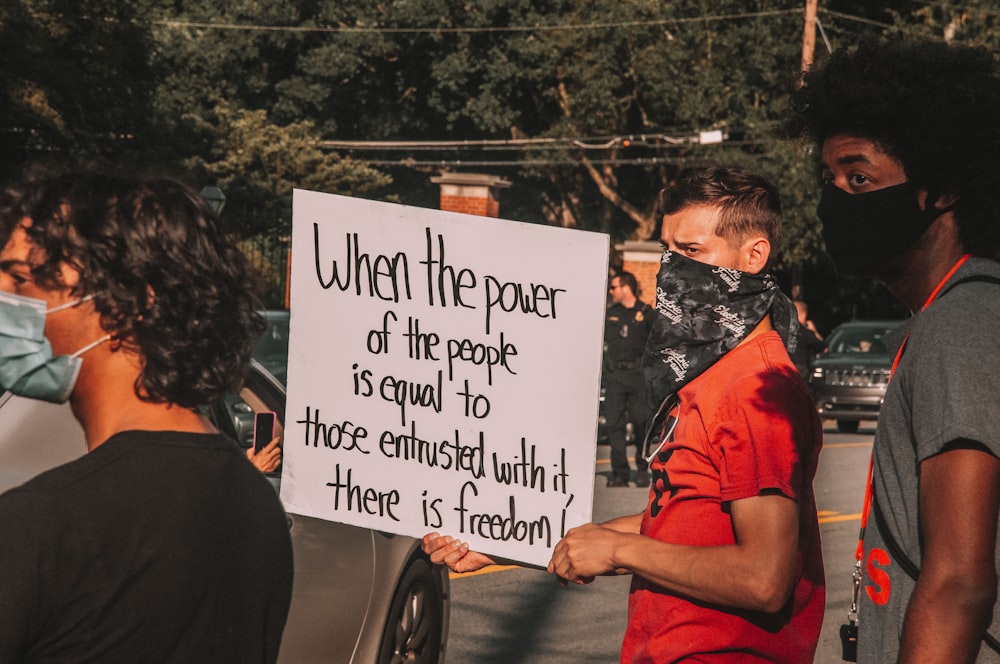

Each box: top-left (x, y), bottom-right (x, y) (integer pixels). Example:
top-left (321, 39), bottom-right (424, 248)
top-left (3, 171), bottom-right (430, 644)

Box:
top-left (0, 353), bottom-right (450, 663)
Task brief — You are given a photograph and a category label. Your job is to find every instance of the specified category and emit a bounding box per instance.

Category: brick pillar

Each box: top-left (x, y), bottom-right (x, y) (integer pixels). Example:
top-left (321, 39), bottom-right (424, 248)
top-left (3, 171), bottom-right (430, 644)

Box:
top-left (617, 240), bottom-right (662, 306)
top-left (431, 172), bottom-right (511, 218)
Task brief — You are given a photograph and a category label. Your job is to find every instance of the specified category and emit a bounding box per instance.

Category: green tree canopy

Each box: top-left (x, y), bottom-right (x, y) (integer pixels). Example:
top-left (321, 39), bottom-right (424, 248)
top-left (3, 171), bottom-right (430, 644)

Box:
top-left (3, 0), bottom-right (998, 317)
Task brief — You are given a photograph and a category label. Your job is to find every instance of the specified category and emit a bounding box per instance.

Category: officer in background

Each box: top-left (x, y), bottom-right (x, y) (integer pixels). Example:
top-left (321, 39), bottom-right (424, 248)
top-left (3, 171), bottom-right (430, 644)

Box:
top-left (604, 271), bottom-right (654, 487)
top-left (791, 299), bottom-right (824, 380)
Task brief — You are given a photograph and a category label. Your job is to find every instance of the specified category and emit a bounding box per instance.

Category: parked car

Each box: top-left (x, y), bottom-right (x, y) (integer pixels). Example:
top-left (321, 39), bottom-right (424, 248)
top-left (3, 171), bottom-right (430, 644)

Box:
top-left (254, 309), bottom-right (291, 386)
top-left (808, 319), bottom-right (905, 433)
top-left (0, 313), bottom-right (449, 664)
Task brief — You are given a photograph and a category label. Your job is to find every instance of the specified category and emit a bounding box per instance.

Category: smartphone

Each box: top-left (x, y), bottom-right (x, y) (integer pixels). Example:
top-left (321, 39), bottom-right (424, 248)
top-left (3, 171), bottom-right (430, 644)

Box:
top-left (253, 411), bottom-right (276, 454)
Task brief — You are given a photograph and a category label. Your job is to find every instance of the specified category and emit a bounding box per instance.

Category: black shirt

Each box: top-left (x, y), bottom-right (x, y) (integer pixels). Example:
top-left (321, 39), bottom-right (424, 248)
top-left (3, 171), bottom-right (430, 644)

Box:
top-left (0, 430), bottom-right (293, 663)
top-left (604, 301), bottom-right (654, 371)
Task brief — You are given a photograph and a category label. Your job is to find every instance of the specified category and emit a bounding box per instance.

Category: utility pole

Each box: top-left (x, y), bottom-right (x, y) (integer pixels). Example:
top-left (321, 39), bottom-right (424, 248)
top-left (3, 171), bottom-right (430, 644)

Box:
top-left (801, 0), bottom-right (818, 75)
top-left (792, 0), bottom-right (818, 301)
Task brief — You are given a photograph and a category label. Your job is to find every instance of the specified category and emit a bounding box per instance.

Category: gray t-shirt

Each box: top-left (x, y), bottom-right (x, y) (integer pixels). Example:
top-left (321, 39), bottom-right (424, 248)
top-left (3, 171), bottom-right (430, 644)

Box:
top-left (859, 257), bottom-right (1000, 663)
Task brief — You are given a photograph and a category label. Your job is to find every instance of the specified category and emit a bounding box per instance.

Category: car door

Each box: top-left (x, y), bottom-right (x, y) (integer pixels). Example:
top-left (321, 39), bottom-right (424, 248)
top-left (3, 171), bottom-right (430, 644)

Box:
top-left (216, 363), bottom-right (380, 664)
top-left (0, 392), bottom-right (85, 493)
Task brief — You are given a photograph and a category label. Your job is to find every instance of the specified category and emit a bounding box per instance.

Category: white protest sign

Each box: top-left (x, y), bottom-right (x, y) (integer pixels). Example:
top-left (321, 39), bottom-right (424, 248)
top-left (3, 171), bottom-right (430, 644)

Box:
top-left (279, 189), bottom-right (609, 567)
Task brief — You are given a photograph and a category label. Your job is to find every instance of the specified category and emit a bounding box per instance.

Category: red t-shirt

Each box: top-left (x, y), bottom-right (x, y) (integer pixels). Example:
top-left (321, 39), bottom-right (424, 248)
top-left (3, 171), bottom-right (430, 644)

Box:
top-left (620, 332), bottom-right (825, 663)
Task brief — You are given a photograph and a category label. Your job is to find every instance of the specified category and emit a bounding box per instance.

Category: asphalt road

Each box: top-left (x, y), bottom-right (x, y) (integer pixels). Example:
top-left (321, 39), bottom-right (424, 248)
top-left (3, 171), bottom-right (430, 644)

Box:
top-left (443, 422), bottom-right (874, 664)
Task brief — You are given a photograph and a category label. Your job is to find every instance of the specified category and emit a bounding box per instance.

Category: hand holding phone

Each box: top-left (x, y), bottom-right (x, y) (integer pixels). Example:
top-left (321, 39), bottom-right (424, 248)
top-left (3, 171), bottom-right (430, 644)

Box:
top-left (253, 411), bottom-right (276, 454)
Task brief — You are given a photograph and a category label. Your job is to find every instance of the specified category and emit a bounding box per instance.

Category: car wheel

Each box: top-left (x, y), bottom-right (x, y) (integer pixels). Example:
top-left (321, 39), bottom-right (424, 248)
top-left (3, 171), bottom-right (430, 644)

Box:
top-left (377, 556), bottom-right (444, 664)
top-left (837, 419), bottom-right (860, 434)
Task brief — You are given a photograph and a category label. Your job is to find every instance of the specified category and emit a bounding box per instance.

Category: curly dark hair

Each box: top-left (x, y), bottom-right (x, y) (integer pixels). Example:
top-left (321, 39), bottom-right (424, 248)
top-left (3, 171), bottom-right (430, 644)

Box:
top-left (0, 166), bottom-right (266, 408)
top-left (790, 38), bottom-right (1000, 257)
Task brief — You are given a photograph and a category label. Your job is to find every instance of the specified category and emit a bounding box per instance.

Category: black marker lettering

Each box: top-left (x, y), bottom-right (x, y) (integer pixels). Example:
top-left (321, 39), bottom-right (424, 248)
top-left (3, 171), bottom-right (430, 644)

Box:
top-left (420, 228), bottom-right (477, 309)
top-left (326, 464), bottom-right (400, 520)
top-left (483, 274), bottom-right (565, 333)
top-left (312, 226), bottom-right (411, 301)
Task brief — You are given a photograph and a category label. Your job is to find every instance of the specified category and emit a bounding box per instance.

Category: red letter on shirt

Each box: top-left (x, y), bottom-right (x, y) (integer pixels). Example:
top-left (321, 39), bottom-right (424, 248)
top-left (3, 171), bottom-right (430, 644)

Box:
top-left (865, 547), bottom-right (892, 606)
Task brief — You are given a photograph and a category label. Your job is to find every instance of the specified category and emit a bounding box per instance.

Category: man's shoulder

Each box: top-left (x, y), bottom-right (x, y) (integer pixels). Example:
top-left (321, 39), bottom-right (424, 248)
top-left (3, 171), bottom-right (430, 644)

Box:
top-left (5, 452), bottom-right (96, 501)
top-left (11, 431), bottom-right (241, 496)
top-left (916, 260), bottom-right (1000, 343)
top-left (691, 334), bottom-right (809, 405)
top-left (633, 301), bottom-right (654, 324)
top-left (942, 257), bottom-right (1000, 306)
top-left (729, 331), bottom-right (799, 374)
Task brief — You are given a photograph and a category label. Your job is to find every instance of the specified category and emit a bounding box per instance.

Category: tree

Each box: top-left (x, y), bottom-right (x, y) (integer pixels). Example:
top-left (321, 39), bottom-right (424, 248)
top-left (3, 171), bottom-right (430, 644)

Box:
top-left (0, 0), bottom-right (158, 182)
top-left (187, 103), bottom-right (390, 237)
top-left (4, 0), bottom-right (998, 319)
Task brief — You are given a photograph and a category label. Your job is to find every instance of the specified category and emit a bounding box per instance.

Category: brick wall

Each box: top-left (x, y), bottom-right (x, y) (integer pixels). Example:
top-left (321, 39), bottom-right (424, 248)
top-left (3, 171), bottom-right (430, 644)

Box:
top-left (439, 193), bottom-right (499, 217)
top-left (431, 173), bottom-right (510, 218)
top-left (619, 241), bottom-right (661, 306)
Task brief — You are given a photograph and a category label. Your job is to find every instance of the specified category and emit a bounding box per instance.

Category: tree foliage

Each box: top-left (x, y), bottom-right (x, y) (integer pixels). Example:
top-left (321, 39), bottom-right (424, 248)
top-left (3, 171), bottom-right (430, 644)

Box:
top-left (0, 0), bottom-right (157, 182)
top-left (2, 0), bottom-right (998, 314)
top-left (185, 103), bottom-right (391, 236)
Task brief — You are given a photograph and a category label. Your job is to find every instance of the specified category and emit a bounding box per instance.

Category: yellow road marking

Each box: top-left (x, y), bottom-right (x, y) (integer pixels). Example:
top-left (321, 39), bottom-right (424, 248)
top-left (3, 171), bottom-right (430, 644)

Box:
top-left (449, 565), bottom-right (520, 579)
top-left (819, 512), bottom-right (862, 524)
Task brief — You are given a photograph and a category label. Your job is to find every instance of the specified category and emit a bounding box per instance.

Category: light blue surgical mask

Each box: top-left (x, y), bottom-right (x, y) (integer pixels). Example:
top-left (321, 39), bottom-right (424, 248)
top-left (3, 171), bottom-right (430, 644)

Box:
top-left (0, 291), bottom-right (110, 403)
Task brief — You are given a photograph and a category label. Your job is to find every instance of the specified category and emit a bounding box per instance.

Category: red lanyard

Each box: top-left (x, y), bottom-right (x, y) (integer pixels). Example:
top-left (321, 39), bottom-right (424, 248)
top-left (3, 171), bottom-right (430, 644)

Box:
top-left (854, 254), bottom-right (971, 562)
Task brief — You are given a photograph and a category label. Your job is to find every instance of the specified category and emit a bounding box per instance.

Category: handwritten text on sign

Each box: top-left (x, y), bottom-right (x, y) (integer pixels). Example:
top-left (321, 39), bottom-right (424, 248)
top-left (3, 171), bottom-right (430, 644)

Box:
top-left (279, 190), bottom-right (609, 567)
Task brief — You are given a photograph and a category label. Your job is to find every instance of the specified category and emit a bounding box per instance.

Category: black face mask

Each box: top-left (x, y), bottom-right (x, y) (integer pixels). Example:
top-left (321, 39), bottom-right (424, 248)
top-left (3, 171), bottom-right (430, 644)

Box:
top-left (641, 249), bottom-right (798, 412)
top-left (817, 181), bottom-right (951, 276)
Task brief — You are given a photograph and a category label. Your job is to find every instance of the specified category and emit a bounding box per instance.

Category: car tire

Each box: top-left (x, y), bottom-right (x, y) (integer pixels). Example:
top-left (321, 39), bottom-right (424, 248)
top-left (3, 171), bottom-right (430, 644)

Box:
top-left (377, 555), bottom-right (444, 664)
top-left (837, 419), bottom-right (860, 434)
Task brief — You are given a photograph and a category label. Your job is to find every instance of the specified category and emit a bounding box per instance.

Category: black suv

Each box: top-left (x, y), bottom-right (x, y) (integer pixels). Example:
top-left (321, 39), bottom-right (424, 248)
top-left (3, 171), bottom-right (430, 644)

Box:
top-left (808, 320), bottom-right (905, 433)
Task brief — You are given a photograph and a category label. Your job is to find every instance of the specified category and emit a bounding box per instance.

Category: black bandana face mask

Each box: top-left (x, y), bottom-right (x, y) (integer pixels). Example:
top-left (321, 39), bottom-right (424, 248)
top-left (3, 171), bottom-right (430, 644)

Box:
top-left (816, 181), bottom-right (952, 276)
top-left (641, 249), bottom-right (798, 411)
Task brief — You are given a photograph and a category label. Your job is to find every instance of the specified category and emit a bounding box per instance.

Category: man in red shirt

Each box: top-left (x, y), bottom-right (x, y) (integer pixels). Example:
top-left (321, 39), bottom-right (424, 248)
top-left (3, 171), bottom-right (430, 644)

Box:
top-left (426, 167), bottom-right (825, 662)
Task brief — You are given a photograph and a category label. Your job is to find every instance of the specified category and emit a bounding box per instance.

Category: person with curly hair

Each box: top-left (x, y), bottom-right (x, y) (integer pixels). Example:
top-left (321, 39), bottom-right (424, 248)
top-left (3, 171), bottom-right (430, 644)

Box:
top-left (0, 168), bottom-right (293, 662)
top-left (792, 39), bottom-right (1000, 663)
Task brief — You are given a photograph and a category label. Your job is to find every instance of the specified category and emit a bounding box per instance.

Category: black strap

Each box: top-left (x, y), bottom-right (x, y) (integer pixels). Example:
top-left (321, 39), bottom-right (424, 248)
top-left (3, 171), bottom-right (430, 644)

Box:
top-left (939, 274), bottom-right (1000, 298)
top-left (871, 490), bottom-right (1000, 653)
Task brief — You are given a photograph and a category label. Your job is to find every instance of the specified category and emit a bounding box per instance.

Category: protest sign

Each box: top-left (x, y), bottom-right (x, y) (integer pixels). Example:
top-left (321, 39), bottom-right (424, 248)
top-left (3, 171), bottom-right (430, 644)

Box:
top-left (279, 189), bottom-right (609, 567)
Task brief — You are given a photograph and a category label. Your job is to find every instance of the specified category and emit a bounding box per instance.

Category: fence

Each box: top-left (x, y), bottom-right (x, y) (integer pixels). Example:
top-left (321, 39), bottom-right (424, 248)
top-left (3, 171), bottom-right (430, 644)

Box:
top-left (241, 234), bottom-right (291, 310)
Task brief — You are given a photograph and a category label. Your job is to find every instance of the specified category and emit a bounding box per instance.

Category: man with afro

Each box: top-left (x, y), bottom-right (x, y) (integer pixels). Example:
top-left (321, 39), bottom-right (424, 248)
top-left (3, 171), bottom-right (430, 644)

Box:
top-left (792, 39), bottom-right (1000, 663)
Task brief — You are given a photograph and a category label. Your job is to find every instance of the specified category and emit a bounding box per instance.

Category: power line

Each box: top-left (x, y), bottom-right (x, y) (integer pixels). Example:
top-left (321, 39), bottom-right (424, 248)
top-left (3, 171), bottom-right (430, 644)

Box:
top-left (320, 130), bottom-right (731, 151)
top-left (341, 138), bottom-right (783, 167)
top-left (359, 156), bottom-right (697, 167)
top-left (817, 5), bottom-right (1000, 50)
top-left (155, 8), bottom-right (802, 35)
top-left (816, 8), bottom-right (895, 29)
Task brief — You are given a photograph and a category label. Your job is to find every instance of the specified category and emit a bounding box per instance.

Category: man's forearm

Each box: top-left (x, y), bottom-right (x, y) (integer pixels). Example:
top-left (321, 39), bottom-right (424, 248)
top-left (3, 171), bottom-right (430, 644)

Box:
top-left (907, 446), bottom-right (1000, 662)
top-left (612, 495), bottom-right (799, 613)
top-left (612, 535), bottom-right (796, 613)
top-left (601, 512), bottom-right (643, 534)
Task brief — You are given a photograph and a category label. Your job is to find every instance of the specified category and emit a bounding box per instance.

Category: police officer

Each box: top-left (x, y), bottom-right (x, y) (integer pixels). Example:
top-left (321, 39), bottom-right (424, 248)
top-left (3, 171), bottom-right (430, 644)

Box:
top-left (604, 271), bottom-right (654, 487)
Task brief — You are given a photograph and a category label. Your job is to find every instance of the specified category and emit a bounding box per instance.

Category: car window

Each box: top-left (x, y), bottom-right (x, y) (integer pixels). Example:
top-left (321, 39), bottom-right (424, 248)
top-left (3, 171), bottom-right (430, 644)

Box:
top-left (827, 325), bottom-right (896, 355)
top-left (198, 311), bottom-right (290, 475)
top-left (254, 311), bottom-right (290, 386)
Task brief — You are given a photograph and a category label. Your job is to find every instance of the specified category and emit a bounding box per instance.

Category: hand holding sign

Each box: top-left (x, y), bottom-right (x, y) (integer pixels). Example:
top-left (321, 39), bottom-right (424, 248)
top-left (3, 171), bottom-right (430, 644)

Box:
top-left (421, 532), bottom-right (498, 573)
